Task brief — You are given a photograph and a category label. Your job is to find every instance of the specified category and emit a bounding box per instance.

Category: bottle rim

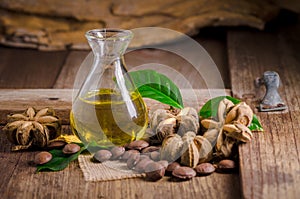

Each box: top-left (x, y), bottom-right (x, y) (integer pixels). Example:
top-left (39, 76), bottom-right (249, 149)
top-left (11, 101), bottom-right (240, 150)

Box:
top-left (85, 28), bottom-right (133, 41)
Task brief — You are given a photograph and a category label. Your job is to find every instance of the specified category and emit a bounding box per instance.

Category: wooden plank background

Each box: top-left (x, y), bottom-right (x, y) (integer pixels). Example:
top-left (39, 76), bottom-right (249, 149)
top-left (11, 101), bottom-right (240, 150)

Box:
top-left (1, 13), bottom-right (300, 199)
top-left (228, 23), bottom-right (300, 199)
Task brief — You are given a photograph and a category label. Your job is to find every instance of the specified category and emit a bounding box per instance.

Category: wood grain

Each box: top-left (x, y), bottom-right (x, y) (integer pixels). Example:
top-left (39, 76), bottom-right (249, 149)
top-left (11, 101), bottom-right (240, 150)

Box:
top-left (52, 31), bottom-right (229, 90)
top-left (0, 88), bottom-right (230, 125)
top-left (0, 89), bottom-right (239, 199)
top-left (227, 26), bottom-right (300, 199)
top-left (0, 47), bottom-right (68, 88)
top-left (54, 51), bottom-right (89, 89)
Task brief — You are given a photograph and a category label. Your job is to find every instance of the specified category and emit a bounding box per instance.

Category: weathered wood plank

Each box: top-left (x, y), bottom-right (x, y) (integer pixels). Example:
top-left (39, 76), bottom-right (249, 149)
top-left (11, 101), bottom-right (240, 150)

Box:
top-left (0, 89), bottom-right (240, 199)
top-left (227, 27), bottom-right (300, 199)
top-left (0, 47), bottom-right (68, 88)
top-left (53, 30), bottom-right (229, 90)
top-left (54, 51), bottom-right (89, 89)
top-left (0, 88), bottom-right (230, 125)
top-left (0, 89), bottom-right (72, 125)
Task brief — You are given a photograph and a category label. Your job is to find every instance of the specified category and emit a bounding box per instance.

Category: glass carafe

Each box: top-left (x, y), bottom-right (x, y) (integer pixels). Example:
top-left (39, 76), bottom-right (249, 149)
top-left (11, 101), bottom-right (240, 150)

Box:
top-left (70, 29), bottom-right (148, 148)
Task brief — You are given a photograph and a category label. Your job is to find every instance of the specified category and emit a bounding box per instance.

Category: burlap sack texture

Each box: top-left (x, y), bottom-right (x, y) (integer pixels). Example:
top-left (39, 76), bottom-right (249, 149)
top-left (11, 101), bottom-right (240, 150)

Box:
top-left (0, 0), bottom-right (297, 51)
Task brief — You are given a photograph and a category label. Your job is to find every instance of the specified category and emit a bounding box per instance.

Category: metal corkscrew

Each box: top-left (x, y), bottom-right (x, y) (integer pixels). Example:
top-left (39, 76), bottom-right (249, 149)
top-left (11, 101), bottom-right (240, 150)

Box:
top-left (255, 71), bottom-right (287, 112)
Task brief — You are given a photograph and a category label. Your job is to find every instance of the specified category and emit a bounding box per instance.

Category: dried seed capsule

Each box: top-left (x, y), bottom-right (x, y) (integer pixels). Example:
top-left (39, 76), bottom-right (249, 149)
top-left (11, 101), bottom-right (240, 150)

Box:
top-left (127, 153), bottom-right (140, 169)
top-left (150, 109), bottom-right (174, 131)
top-left (150, 151), bottom-right (160, 161)
top-left (217, 159), bottom-right (236, 173)
top-left (172, 166), bottom-right (196, 180)
top-left (145, 162), bottom-right (165, 181)
top-left (34, 151), bottom-right (52, 165)
top-left (93, 150), bottom-right (112, 163)
top-left (62, 143), bottom-right (80, 154)
top-left (127, 140), bottom-right (149, 151)
top-left (194, 163), bottom-right (215, 176)
top-left (166, 162), bottom-right (180, 176)
top-left (160, 134), bottom-right (183, 162)
top-left (121, 150), bottom-right (140, 161)
top-left (156, 117), bottom-right (177, 142)
top-left (110, 146), bottom-right (125, 160)
top-left (176, 115), bottom-right (199, 137)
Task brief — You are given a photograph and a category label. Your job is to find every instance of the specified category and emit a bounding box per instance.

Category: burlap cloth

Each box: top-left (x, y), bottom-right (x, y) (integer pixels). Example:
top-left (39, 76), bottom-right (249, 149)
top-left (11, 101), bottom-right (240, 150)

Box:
top-left (78, 154), bottom-right (145, 181)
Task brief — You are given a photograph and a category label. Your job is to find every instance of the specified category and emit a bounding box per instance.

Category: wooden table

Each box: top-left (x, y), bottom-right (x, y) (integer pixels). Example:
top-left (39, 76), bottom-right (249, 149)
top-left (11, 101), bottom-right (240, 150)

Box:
top-left (1, 17), bottom-right (300, 198)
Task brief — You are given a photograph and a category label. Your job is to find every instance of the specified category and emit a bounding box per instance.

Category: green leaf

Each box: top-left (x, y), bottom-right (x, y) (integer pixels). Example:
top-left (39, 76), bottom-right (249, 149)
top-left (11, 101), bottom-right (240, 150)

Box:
top-left (199, 96), bottom-right (241, 119)
top-left (128, 70), bottom-right (184, 109)
top-left (249, 114), bottom-right (264, 131)
top-left (199, 96), bottom-right (263, 131)
top-left (37, 143), bottom-right (86, 172)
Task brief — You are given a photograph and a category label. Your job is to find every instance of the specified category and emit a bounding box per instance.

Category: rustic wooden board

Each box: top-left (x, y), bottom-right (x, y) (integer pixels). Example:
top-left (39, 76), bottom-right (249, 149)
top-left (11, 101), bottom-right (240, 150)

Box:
top-left (0, 88), bottom-right (241, 199)
top-left (53, 51), bottom-right (89, 89)
top-left (0, 47), bottom-right (68, 88)
top-left (0, 89), bottom-right (72, 125)
top-left (52, 32), bottom-right (229, 90)
top-left (227, 27), bottom-right (300, 199)
top-left (0, 88), bottom-right (230, 124)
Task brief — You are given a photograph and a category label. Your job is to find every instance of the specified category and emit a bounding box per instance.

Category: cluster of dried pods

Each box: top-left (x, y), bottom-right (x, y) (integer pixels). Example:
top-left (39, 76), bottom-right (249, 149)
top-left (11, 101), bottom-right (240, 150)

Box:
top-left (150, 99), bottom-right (253, 168)
top-left (201, 99), bottom-right (253, 158)
top-left (3, 107), bottom-right (61, 151)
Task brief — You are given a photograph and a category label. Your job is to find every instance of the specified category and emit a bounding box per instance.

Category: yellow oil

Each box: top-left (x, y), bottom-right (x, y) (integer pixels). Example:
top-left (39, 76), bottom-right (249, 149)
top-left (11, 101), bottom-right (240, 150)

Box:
top-left (70, 89), bottom-right (148, 146)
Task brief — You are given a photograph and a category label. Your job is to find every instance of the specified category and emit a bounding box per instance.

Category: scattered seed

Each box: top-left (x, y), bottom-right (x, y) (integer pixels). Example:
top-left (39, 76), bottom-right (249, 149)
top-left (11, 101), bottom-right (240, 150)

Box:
top-left (195, 163), bottom-right (215, 176)
top-left (172, 166), bottom-right (196, 180)
top-left (62, 143), bottom-right (80, 154)
top-left (34, 151), bottom-right (52, 165)
top-left (93, 150), bottom-right (112, 163)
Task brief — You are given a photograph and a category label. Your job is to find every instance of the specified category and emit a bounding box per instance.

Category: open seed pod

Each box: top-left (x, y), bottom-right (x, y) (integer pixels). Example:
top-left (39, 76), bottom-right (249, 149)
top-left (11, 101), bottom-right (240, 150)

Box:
top-left (177, 107), bottom-right (199, 121)
top-left (180, 131), bottom-right (199, 168)
top-left (160, 134), bottom-right (183, 162)
top-left (218, 98), bottom-right (235, 123)
top-left (223, 122), bottom-right (253, 142)
top-left (216, 137), bottom-right (236, 158)
top-left (225, 102), bottom-right (253, 126)
top-left (156, 117), bottom-right (177, 142)
top-left (194, 135), bottom-right (213, 163)
top-left (150, 109), bottom-right (175, 131)
top-left (3, 107), bottom-right (61, 151)
top-left (176, 115), bottom-right (199, 137)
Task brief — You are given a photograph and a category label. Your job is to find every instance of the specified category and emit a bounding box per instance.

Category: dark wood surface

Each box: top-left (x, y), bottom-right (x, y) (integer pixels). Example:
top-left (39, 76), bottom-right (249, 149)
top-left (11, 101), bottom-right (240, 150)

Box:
top-left (228, 24), bottom-right (300, 199)
top-left (0, 14), bottom-right (300, 199)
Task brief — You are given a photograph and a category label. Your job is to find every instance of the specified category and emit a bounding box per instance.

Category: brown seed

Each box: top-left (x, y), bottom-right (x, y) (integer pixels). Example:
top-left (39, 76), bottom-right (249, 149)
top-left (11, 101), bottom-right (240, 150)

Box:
top-left (141, 146), bottom-right (160, 153)
top-left (157, 160), bottom-right (168, 169)
top-left (62, 143), bottom-right (80, 154)
top-left (150, 151), bottom-right (160, 161)
top-left (127, 140), bottom-right (149, 151)
top-left (47, 141), bottom-right (67, 149)
top-left (110, 146), bottom-right (125, 160)
top-left (121, 150), bottom-right (140, 161)
top-left (145, 162), bottom-right (165, 181)
top-left (166, 162), bottom-right (180, 175)
top-left (172, 166), bottom-right (196, 180)
top-left (93, 150), bottom-right (112, 163)
top-left (195, 163), bottom-right (215, 176)
top-left (217, 159), bottom-right (236, 173)
top-left (34, 151), bottom-right (52, 165)
top-left (127, 153), bottom-right (140, 169)
top-left (134, 158), bottom-right (154, 173)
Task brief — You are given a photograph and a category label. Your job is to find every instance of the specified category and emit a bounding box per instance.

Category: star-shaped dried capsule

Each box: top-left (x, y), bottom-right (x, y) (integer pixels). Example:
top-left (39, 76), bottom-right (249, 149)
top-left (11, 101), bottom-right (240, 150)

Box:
top-left (3, 107), bottom-right (61, 151)
top-left (201, 98), bottom-right (254, 158)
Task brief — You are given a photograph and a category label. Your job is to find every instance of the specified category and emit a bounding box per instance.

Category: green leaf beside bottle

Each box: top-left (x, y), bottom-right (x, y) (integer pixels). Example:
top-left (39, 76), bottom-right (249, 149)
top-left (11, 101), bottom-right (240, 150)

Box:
top-left (128, 70), bottom-right (184, 109)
